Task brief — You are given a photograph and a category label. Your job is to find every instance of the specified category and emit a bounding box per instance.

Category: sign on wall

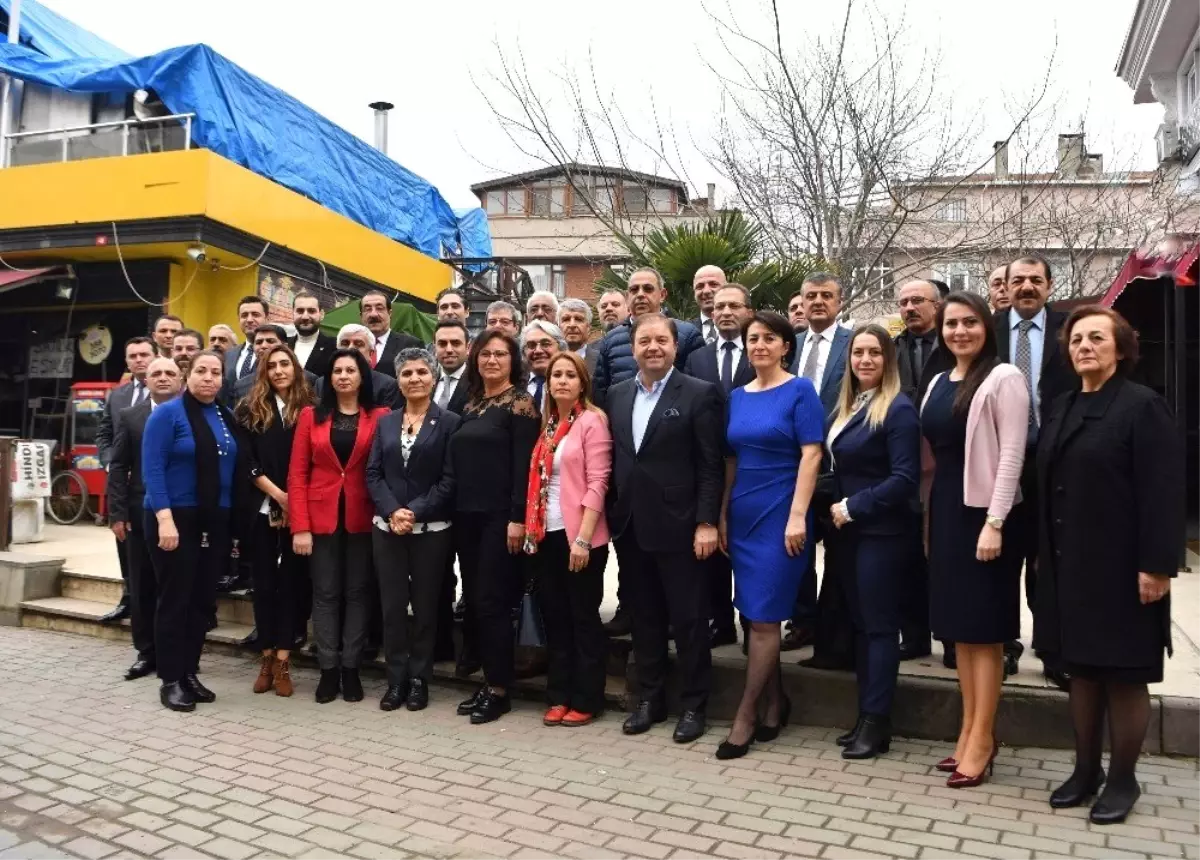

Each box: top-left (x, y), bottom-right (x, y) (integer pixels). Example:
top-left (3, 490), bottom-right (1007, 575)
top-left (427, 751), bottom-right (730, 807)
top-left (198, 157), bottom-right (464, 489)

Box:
top-left (10, 441), bottom-right (51, 500)
top-left (28, 339), bottom-right (75, 379)
top-left (78, 325), bottom-right (113, 366)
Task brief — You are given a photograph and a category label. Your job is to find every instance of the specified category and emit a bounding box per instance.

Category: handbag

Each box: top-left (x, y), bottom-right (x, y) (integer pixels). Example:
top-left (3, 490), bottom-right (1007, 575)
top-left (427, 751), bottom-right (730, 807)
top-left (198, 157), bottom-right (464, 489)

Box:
top-left (515, 589), bottom-right (546, 649)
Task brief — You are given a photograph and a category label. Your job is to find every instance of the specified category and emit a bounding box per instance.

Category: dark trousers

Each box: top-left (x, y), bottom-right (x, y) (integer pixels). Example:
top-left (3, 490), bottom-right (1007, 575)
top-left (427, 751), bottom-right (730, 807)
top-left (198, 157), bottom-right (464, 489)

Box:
top-left (125, 503), bottom-right (156, 662)
top-left (293, 555), bottom-right (313, 640)
top-left (310, 527), bottom-right (372, 670)
top-left (114, 533), bottom-right (131, 602)
top-left (372, 526), bottom-right (453, 685)
top-left (899, 513), bottom-right (931, 649)
top-left (145, 507), bottom-right (228, 683)
top-left (616, 522), bottom-right (711, 714)
top-left (791, 554), bottom-right (818, 624)
top-left (811, 528), bottom-right (854, 665)
top-left (250, 514), bottom-right (299, 651)
top-left (1013, 450), bottom-right (1039, 610)
top-left (703, 551), bottom-right (735, 634)
top-left (436, 554), bottom-right (457, 660)
top-left (456, 511), bottom-right (522, 688)
top-left (533, 531), bottom-right (608, 714)
top-left (839, 529), bottom-right (905, 716)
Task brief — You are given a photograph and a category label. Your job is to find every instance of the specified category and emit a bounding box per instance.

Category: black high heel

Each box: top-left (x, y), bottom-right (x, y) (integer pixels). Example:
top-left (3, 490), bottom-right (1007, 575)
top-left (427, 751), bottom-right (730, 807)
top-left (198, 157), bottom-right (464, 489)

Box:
top-left (754, 694), bottom-right (791, 742)
top-left (716, 723), bottom-right (758, 760)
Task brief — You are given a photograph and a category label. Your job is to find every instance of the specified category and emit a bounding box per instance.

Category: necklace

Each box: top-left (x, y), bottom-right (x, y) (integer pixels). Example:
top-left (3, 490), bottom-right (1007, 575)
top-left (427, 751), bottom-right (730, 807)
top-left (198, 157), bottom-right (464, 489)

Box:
top-left (403, 406), bottom-right (429, 436)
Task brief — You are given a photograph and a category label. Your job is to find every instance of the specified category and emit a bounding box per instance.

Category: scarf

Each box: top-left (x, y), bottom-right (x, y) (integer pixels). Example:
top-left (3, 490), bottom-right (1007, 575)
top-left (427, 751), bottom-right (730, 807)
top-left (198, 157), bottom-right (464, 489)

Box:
top-left (523, 402), bottom-right (583, 551)
top-left (181, 389), bottom-right (225, 528)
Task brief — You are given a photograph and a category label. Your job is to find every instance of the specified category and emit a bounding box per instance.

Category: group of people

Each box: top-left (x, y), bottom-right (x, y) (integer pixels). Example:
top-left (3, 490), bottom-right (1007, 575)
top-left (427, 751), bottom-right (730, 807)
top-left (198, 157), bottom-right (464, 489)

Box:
top-left (95, 256), bottom-right (1183, 827)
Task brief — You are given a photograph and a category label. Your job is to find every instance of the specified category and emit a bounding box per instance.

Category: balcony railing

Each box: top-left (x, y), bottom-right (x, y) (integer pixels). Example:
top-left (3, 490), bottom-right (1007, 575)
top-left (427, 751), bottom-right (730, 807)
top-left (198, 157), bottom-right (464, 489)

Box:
top-left (1, 113), bottom-right (195, 169)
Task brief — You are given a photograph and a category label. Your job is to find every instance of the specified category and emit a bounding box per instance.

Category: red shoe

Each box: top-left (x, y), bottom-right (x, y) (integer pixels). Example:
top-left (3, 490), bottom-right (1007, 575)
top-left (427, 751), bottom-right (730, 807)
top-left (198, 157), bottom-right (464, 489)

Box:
top-left (543, 705), bottom-right (569, 726)
top-left (935, 756), bottom-right (958, 773)
top-left (561, 710), bottom-right (594, 727)
top-left (946, 744), bottom-right (998, 788)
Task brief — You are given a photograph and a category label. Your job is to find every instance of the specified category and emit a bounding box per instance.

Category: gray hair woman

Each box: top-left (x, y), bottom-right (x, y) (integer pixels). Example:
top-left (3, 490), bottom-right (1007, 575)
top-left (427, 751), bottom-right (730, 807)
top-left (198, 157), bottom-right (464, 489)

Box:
top-left (364, 347), bottom-right (461, 712)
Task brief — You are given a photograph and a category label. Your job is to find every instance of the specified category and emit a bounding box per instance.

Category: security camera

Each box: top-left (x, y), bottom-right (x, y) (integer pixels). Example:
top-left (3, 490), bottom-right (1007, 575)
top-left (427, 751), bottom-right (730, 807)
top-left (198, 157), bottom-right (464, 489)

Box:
top-left (187, 246), bottom-right (207, 263)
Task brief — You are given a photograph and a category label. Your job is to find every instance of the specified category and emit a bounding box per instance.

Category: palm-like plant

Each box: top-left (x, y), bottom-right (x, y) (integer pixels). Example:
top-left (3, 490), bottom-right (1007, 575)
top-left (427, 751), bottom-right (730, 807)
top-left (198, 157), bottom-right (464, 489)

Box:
top-left (594, 210), bottom-right (828, 317)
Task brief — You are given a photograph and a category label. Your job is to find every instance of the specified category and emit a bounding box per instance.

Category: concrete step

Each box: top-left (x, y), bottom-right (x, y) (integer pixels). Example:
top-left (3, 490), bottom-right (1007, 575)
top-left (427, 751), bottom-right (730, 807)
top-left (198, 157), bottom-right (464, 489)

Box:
top-left (60, 569), bottom-right (255, 626)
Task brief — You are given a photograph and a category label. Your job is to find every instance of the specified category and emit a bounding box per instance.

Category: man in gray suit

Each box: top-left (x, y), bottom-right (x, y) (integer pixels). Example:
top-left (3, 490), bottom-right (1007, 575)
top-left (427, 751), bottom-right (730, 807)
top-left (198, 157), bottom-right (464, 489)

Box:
top-left (223, 295), bottom-right (269, 387)
top-left (557, 298), bottom-right (598, 376)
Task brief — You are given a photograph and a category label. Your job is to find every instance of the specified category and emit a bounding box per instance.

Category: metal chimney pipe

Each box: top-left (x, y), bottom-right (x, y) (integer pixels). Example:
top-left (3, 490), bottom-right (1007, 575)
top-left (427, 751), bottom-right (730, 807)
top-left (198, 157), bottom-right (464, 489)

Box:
top-left (368, 101), bottom-right (394, 154)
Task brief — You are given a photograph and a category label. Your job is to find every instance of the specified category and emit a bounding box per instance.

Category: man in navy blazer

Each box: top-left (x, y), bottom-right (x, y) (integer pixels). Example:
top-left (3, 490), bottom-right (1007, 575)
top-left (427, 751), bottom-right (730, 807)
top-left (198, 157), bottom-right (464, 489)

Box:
top-left (683, 284), bottom-right (755, 649)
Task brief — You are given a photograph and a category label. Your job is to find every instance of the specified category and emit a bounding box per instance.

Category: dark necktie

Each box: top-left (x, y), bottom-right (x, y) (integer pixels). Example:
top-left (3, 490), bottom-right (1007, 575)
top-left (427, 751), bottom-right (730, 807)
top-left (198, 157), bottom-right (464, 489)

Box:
top-left (533, 376), bottom-right (544, 411)
top-left (238, 348), bottom-right (255, 380)
top-left (909, 336), bottom-right (924, 389)
top-left (704, 319), bottom-right (717, 346)
top-left (1015, 319), bottom-right (1037, 438)
top-left (437, 376), bottom-right (454, 409)
top-left (130, 382), bottom-right (142, 407)
top-left (720, 341), bottom-right (735, 393)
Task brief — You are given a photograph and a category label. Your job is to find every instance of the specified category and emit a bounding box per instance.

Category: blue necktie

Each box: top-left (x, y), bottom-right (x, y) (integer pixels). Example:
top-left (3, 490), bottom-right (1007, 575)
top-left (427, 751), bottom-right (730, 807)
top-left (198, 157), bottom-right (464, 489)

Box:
top-left (533, 376), bottom-right (544, 411)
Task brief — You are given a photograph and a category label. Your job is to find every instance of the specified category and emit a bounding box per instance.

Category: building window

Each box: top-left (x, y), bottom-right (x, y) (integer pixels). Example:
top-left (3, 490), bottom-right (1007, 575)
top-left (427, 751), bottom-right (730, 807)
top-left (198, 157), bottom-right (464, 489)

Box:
top-left (622, 186), bottom-right (648, 214)
top-left (852, 265), bottom-right (894, 295)
top-left (552, 264), bottom-right (566, 298)
top-left (485, 188), bottom-right (527, 216)
top-left (1185, 51), bottom-right (1198, 114)
top-left (531, 183), bottom-right (566, 217)
top-left (937, 199), bottom-right (967, 222)
top-left (935, 261), bottom-right (972, 293)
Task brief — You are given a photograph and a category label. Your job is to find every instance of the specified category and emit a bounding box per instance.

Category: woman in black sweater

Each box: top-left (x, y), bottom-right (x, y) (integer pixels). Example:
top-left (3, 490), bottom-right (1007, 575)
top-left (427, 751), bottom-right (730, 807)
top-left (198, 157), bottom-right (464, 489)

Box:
top-left (449, 329), bottom-right (540, 725)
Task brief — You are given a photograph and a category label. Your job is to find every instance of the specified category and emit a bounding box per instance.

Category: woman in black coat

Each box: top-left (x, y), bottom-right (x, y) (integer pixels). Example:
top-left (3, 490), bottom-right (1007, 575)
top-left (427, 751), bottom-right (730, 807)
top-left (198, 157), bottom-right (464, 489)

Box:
top-left (366, 348), bottom-right (460, 713)
top-left (1034, 306), bottom-right (1184, 826)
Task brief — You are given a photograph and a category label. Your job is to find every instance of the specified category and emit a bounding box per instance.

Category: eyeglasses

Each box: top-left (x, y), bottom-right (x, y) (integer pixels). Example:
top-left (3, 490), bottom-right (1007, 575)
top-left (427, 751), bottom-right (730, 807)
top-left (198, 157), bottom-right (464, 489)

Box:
top-left (478, 350), bottom-right (511, 361)
top-left (525, 340), bottom-right (556, 351)
top-left (898, 297), bottom-right (931, 308)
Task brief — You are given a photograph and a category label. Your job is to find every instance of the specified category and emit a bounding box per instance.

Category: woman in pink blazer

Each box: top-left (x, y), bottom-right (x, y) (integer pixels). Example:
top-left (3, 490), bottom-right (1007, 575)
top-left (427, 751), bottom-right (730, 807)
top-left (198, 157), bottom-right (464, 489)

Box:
top-left (920, 291), bottom-right (1029, 789)
top-left (524, 351), bottom-right (612, 727)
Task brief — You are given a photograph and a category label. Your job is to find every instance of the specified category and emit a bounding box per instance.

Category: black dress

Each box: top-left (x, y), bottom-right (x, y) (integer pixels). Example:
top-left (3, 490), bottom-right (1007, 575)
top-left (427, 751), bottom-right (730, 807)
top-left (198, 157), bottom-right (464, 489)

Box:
top-left (924, 374), bottom-right (1022, 644)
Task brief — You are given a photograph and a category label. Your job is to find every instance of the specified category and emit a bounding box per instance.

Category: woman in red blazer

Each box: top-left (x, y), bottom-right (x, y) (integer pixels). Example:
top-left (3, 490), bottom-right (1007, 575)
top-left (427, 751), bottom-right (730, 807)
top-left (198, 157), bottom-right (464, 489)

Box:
top-left (289, 349), bottom-right (389, 705)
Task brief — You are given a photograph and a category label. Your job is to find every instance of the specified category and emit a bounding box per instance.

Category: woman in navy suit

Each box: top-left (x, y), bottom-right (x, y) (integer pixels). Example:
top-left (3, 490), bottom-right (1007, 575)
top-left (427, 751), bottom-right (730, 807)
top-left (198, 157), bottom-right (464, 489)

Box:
top-left (366, 348), bottom-right (460, 713)
top-left (824, 324), bottom-right (920, 759)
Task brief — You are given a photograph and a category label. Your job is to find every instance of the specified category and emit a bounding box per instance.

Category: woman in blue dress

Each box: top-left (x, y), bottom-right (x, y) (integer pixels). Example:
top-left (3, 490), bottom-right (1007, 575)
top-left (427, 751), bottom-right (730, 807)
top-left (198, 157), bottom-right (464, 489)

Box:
top-left (717, 311), bottom-right (824, 759)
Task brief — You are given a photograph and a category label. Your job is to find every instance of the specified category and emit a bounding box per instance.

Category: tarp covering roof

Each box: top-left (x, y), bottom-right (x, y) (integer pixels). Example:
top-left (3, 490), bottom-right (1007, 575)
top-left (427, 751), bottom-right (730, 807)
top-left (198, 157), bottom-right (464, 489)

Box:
top-left (454, 207), bottom-right (493, 261)
top-left (0, 0), bottom-right (131, 63)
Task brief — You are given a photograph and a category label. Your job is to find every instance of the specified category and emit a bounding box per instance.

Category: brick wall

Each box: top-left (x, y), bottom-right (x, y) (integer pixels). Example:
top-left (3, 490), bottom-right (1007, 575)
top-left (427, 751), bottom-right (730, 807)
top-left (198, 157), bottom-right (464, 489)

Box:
top-left (563, 261), bottom-right (609, 301)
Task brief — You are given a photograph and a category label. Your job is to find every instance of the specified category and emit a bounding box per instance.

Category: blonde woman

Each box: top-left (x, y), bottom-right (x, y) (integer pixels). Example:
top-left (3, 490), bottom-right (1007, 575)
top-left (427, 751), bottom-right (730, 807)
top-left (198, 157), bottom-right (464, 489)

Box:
top-left (824, 324), bottom-right (920, 759)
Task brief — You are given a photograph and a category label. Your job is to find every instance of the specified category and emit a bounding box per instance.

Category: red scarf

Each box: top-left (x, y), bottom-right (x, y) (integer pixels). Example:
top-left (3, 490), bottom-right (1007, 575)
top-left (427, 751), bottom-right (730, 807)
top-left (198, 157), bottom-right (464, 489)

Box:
top-left (524, 402), bottom-right (583, 550)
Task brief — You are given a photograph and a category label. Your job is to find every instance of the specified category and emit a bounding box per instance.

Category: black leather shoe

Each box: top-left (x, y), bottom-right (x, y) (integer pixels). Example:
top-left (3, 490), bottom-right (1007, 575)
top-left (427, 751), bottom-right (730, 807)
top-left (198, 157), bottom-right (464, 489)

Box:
top-left (341, 668), bottom-right (364, 702)
top-left (469, 690), bottom-right (511, 724)
top-left (98, 601), bottom-right (131, 625)
top-left (780, 623), bottom-right (814, 651)
top-left (673, 710), bottom-right (706, 743)
top-left (160, 681), bottom-right (195, 712)
top-left (315, 668), bottom-right (340, 704)
top-left (942, 643), bottom-right (957, 670)
top-left (457, 687), bottom-right (485, 715)
top-left (602, 606), bottom-right (632, 637)
top-left (124, 659), bottom-right (155, 681)
top-left (1050, 769), bottom-right (1105, 809)
top-left (709, 626), bottom-right (738, 649)
top-left (716, 728), bottom-right (755, 760)
top-left (1043, 666), bottom-right (1072, 693)
top-left (182, 674), bottom-right (215, 703)
top-left (1089, 781), bottom-right (1140, 825)
top-left (622, 701), bottom-right (667, 735)
top-left (755, 695), bottom-right (791, 743)
top-left (798, 653), bottom-right (853, 671)
top-left (1003, 651), bottom-right (1020, 679)
top-left (379, 684), bottom-right (406, 712)
top-left (836, 716), bottom-right (865, 747)
top-left (842, 715), bottom-right (891, 759)
top-left (406, 679), bottom-right (428, 711)
top-left (898, 641), bottom-right (932, 661)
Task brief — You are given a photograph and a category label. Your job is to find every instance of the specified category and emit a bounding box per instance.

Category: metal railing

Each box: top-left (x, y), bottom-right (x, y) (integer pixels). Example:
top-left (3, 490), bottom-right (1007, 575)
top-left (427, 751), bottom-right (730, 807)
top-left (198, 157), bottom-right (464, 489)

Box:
top-left (1, 113), bottom-right (195, 169)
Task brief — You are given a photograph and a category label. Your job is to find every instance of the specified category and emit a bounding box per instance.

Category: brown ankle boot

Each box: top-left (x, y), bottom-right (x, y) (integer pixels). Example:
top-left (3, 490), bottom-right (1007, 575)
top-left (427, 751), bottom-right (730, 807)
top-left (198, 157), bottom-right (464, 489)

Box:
top-left (253, 654), bottom-right (275, 694)
top-left (273, 658), bottom-right (293, 697)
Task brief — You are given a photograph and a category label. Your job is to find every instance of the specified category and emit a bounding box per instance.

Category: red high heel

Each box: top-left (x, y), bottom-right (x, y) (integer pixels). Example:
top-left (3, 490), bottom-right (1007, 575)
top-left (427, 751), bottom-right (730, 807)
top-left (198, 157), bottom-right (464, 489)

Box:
top-left (947, 744), bottom-right (998, 788)
top-left (935, 756), bottom-right (958, 773)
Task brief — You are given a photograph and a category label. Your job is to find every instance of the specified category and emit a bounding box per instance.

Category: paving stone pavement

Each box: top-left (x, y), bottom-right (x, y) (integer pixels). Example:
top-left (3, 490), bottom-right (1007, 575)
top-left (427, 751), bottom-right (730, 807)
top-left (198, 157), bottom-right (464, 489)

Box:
top-left (0, 628), bottom-right (1196, 860)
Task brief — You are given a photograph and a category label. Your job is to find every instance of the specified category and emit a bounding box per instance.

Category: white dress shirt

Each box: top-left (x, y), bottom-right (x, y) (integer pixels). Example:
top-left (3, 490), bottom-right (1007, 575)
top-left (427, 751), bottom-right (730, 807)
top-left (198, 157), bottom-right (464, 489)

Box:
top-left (293, 332), bottom-right (319, 369)
top-left (545, 442), bottom-right (567, 533)
top-left (699, 314), bottom-right (716, 344)
top-left (434, 364), bottom-right (465, 408)
top-left (796, 325), bottom-right (837, 393)
top-left (716, 335), bottom-right (744, 387)
top-left (632, 368), bottom-right (673, 452)
top-left (374, 330), bottom-right (390, 364)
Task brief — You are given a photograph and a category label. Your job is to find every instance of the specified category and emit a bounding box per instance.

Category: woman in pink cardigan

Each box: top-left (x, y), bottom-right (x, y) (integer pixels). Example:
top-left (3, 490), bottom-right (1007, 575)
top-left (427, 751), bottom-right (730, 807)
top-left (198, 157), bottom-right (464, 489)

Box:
top-left (920, 291), bottom-right (1029, 789)
top-left (524, 351), bottom-right (612, 727)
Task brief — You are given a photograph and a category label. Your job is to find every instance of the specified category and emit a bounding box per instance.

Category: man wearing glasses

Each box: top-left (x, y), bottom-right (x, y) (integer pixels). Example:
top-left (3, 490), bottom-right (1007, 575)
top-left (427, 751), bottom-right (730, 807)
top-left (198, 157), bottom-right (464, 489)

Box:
top-left (894, 280), bottom-right (944, 402)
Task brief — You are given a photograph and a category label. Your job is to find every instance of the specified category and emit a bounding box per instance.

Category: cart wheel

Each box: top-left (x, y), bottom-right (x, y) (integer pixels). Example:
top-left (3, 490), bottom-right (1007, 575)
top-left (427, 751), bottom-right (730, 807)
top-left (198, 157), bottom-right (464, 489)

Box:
top-left (47, 470), bottom-right (89, 526)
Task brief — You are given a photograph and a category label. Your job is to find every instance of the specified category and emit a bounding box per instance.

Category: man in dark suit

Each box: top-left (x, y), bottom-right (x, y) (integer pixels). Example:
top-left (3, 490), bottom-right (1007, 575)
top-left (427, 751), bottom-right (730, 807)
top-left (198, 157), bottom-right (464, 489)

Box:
top-left (688, 265), bottom-right (726, 346)
top-left (557, 298), bottom-right (599, 377)
top-left (288, 289), bottom-right (337, 378)
top-left (787, 273), bottom-right (852, 657)
top-left (994, 254), bottom-right (1077, 686)
top-left (96, 336), bottom-right (156, 625)
top-left (361, 289), bottom-right (422, 379)
top-left (605, 313), bottom-right (724, 744)
top-left (108, 356), bottom-right (182, 679)
top-left (224, 295), bottom-right (269, 387)
top-left (683, 284), bottom-right (755, 649)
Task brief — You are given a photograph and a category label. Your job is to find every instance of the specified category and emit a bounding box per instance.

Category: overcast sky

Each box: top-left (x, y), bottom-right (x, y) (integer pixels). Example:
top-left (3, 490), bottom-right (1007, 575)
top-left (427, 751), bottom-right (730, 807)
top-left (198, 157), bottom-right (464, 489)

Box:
top-left (41, 0), bottom-right (1166, 209)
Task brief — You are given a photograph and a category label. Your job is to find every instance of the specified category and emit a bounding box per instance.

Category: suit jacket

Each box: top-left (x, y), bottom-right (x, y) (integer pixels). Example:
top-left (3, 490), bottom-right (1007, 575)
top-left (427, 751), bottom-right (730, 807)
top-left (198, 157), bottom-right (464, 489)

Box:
top-left (826, 395), bottom-right (920, 536)
top-left (107, 400), bottom-right (152, 523)
top-left (223, 342), bottom-right (254, 387)
top-left (440, 374), bottom-right (470, 416)
top-left (577, 346), bottom-right (599, 378)
top-left (604, 371), bottom-right (723, 552)
top-left (287, 332), bottom-right (337, 378)
top-left (365, 404), bottom-right (460, 524)
top-left (373, 330), bottom-right (424, 379)
top-left (287, 405), bottom-right (389, 535)
top-left (241, 400), bottom-right (302, 519)
top-left (315, 371), bottom-right (401, 410)
top-left (894, 329), bottom-right (950, 404)
top-left (791, 326), bottom-right (851, 416)
top-left (550, 409), bottom-right (612, 546)
top-left (683, 338), bottom-right (755, 400)
top-left (994, 305), bottom-right (1078, 430)
top-left (98, 379), bottom-right (141, 466)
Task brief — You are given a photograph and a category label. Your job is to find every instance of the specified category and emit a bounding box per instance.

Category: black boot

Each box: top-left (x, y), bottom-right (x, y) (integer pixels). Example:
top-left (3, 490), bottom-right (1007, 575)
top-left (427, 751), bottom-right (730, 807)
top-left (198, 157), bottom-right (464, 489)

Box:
top-left (836, 715), bottom-right (865, 747)
top-left (379, 684), bottom-right (405, 712)
top-left (1089, 779), bottom-right (1140, 825)
top-left (315, 668), bottom-right (340, 704)
top-left (341, 668), bottom-right (364, 702)
top-left (182, 674), bottom-right (215, 704)
top-left (1050, 769), bottom-right (1105, 809)
top-left (160, 681), bottom-right (195, 712)
top-left (842, 715), bottom-right (891, 760)
top-left (406, 679), bottom-right (429, 711)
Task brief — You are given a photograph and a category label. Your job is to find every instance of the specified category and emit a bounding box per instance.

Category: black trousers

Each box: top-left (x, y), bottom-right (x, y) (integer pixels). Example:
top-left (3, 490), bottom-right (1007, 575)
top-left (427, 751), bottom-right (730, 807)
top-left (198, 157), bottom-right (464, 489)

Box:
top-left (310, 526), bottom-right (373, 670)
top-left (456, 511), bottom-right (523, 688)
top-left (293, 552), bottom-right (313, 640)
top-left (837, 529), bottom-right (905, 716)
top-left (145, 507), bottom-right (229, 684)
top-left (791, 555), bottom-right (818, 625)
top-left (125, 503), bottom-right (156, 662)
top-left (899, 512), bottom-right (931, 649)
top-left (616, 522), bottom-right (711, 714)
top-left (810, 526), bottom-right (854, 665)
top-left (114, 533), bottom-right (130, 602)
top-left (1013, 450), bottom-right (1039, 610)
top-left (533, 531), bottom-right (609, 714)
top-left (372, 526), bottom-right (453, 685)
top-left (702, 551), bottom-right (735, 634)
top-left (250, 514), bottom-right (300, 651)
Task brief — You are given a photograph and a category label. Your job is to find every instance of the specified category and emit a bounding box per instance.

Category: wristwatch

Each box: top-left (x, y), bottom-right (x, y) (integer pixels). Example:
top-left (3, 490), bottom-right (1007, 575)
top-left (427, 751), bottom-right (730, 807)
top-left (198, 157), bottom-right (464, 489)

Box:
top-left (573, 538), bottom-right (591, 550)
top-left (985, 515), bottom-right (1005, 530)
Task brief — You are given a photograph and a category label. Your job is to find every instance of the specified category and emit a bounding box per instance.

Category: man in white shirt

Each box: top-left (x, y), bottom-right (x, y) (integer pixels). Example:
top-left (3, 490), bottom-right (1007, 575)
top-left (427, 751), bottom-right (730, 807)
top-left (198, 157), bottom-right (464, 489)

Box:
top-left (690, 265), bottom-right (726, 345)
top-left (432, 319), bottom-right (470, 416)
top-left (557, 298), bottom-right (596, 374)
top-left (288, 290), bottom-right (336, 378)
top-left (224, 295), bottom-right (268, 386)
top-left (792, 272), bottom-right (851, 416)
top-left (360, 289), bottom-right (421, 379)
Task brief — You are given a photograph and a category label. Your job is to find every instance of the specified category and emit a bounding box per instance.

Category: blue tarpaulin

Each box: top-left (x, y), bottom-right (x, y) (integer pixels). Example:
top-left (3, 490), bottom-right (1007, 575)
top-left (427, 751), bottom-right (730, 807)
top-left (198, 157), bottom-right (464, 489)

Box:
top-left (0, 2), bottom-right (488, 262)
top-left (454, 207), bottom-right (493, 260)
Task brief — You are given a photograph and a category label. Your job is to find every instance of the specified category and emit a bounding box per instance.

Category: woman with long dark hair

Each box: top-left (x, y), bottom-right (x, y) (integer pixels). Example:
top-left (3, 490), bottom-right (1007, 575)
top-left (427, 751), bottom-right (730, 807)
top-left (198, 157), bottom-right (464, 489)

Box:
top-left (288, 348), bottom-right (389, 704)
top-left (449, 329), bottom-right (540, 724)
top-left (1034, 306), bottom-right (1183, 823)
top-left (235, 343), bottom-right (315, 697)
top-left (921, 291), bottom-right (1028, 787)
top-left (824, 324), bottom-right (920, 759)
top-left (142, 350), bottom-right (247, 712)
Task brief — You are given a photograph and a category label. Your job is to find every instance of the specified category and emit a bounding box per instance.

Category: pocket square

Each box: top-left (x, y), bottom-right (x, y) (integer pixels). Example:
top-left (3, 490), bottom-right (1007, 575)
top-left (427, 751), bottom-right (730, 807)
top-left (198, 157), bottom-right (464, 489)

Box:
top-left (663, 407), bottom-right (680, 419)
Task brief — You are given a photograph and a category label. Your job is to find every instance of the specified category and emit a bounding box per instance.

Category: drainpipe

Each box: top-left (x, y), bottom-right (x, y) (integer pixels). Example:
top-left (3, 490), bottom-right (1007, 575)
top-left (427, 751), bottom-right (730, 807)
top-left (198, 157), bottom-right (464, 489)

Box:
top-left (368, 101), bottom-right (393, 154)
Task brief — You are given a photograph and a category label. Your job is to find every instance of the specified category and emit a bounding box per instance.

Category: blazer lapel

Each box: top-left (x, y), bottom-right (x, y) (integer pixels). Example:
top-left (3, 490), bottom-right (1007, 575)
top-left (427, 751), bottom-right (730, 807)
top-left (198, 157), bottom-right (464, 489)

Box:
top-left (611, 382), bottom-right (637, 455)
top-left (995, 310), bottom-right (1012, 363)
top-left (820, 328), bottom-right (847, 392)
top-left (405, 405), bottom-right (441, 472)
top-left (345, 407), bottom-right (375, 471)
top-left (637, 372), bottom-right (683, 455)
top-left (1041, 308), bottom-right (1063, 370)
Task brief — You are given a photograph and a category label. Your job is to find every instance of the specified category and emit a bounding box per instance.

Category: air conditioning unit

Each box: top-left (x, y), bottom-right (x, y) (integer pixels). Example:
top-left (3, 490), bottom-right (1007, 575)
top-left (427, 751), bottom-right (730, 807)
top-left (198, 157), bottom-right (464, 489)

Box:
top-left (1155, 123), bottom-right (1180, 164)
